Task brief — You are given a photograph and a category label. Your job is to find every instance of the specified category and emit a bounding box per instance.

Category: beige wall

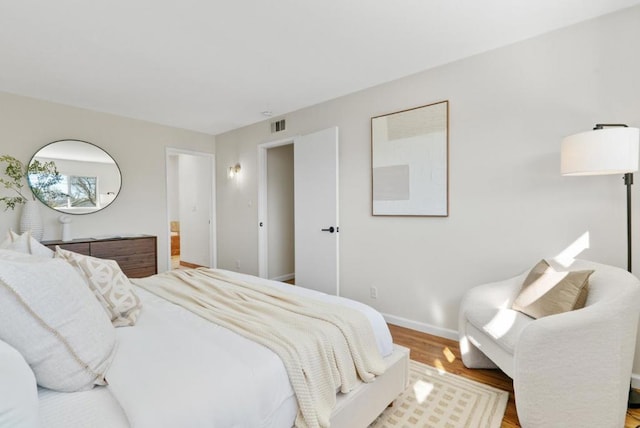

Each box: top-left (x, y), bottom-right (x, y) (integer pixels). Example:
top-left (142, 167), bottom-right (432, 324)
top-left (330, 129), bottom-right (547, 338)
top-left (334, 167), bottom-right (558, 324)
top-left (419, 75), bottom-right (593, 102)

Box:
top-left (0, 91), bottom-right (215, 272)
top-left (216, 6), bottom-right (640, 372)
top-left (267, 143), bottom-right (295, 280)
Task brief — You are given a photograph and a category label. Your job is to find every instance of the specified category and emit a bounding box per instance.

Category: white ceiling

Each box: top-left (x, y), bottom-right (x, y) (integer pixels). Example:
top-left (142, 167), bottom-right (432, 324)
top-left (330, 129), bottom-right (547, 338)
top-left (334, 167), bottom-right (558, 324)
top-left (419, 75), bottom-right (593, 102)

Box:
top-left (1, 0), bottom-right (639, 136)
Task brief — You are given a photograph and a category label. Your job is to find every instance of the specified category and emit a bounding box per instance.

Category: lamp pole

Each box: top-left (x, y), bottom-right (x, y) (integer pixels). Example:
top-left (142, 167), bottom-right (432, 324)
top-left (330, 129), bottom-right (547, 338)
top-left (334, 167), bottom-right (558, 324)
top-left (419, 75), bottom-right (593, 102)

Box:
top-left (625, 171), bottom-right (633, 273)
top-left (625, 168), bottom-right (640, 408)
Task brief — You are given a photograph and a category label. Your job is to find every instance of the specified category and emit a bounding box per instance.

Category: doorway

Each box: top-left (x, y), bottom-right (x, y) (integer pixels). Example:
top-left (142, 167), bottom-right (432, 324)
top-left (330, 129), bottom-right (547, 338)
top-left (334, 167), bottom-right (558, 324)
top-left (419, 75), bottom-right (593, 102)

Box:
top-left (265, 143), bottom-right (295, 282)
top-left (165, 148), bottom-right (216, 270)
top-left (258, 137), bottom-right (294, 280)
top-left (257, 127), bottom-right (339, 295)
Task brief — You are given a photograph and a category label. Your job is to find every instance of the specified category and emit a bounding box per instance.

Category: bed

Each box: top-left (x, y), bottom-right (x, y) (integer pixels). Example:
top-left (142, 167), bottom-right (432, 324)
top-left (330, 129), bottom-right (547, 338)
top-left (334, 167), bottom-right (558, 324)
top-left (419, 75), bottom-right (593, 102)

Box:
top-left (0, 232), bottom-right (409, 428)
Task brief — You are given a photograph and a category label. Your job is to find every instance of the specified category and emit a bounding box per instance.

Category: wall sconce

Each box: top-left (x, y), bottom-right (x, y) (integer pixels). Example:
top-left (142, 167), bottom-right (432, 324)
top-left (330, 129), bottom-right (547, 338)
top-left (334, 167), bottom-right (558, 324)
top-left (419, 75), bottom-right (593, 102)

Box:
top-left (228, 163), bottom-right (241, 178)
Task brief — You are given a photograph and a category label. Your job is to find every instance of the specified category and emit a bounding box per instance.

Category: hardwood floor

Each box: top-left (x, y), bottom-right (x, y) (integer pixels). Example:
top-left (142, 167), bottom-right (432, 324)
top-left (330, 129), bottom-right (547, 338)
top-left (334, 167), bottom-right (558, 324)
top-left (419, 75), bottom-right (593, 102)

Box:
top-left (170, 255), bottom-right (206, 270)
top-left (388, 323), bottom-right (640, 428)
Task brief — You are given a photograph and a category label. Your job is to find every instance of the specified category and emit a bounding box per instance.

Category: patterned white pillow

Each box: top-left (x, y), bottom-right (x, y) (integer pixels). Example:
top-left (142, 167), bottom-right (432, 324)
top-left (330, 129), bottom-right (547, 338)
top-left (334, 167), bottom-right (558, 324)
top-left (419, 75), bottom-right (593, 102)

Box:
top-left (56, 247), bottom-right (142, 327)
top-left (0, 256), bottom-right (116, 392)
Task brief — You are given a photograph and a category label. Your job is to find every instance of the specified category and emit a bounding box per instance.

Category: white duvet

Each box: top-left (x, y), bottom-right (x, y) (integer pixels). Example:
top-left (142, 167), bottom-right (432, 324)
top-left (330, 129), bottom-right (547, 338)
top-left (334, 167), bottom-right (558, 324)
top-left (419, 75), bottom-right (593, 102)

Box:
top-left (102, 270), bottom-right (393, 428)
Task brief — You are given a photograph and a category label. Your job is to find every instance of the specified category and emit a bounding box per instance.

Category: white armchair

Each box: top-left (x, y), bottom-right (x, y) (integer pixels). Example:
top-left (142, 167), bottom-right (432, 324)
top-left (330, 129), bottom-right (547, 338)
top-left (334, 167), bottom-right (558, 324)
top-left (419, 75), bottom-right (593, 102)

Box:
top-left (459, 259), bottom-right (640, 428)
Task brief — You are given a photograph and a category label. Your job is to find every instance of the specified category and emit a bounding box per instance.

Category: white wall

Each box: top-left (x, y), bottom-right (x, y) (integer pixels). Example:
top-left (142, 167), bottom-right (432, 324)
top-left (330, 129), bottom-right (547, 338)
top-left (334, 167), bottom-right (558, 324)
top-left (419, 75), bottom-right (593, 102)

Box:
top-left (216, 6), bottom-right (640, 371)
top-left (267, 144), bottom-right (295, 280)
top-left (0, 91), bottom-right (215, 273)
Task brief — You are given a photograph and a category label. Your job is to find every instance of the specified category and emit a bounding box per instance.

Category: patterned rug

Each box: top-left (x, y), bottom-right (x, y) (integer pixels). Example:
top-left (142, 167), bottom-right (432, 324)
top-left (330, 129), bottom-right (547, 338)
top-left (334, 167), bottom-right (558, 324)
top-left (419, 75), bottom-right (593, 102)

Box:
top-left (370, 360), bottom-right (508, 428)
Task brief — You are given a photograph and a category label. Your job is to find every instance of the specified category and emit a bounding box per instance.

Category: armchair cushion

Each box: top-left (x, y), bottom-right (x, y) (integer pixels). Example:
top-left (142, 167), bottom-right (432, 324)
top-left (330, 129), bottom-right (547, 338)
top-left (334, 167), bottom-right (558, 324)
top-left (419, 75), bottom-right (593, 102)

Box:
top-left (511, 259), bottom-right (593, 319)
top-left (465, 308), bottom-right (532, 354)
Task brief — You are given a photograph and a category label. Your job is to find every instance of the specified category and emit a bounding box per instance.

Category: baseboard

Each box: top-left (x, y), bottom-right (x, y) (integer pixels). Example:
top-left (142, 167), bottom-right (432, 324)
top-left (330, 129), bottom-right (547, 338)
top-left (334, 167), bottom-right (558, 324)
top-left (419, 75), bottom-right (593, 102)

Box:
top-left (382, 313), bottom-right (458, 341)
top-left (179, 260), bottom-right (205, 269)
top-left (271, 273), bottom-right (295, 282)
top-left (632, 372), bottom-right (640, 389)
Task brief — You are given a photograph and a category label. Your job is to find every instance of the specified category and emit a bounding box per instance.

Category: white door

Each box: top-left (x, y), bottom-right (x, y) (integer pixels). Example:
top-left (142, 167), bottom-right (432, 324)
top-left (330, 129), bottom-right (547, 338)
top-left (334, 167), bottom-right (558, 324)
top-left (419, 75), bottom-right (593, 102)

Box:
top-left (294, 127), bottom-right (339, 295)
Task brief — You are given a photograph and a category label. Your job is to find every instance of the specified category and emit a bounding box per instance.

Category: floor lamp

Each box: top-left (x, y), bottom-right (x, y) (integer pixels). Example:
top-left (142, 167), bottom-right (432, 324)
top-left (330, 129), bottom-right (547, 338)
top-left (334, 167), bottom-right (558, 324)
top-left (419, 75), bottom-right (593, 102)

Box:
top-left (561, 123), bottom-right (640, 407)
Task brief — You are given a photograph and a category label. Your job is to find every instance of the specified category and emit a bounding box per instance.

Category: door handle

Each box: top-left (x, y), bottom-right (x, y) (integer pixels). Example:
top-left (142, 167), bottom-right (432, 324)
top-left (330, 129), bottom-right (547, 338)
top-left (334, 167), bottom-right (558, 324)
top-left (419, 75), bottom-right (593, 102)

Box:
top-left (321, 227), bottom-right (335, 233)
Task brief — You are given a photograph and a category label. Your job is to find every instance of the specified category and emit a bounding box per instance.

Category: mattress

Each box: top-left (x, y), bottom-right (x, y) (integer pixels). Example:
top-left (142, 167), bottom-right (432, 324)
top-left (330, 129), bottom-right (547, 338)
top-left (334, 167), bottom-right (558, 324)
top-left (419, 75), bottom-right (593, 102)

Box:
top-left (38, 269), bottom-right (394, 428)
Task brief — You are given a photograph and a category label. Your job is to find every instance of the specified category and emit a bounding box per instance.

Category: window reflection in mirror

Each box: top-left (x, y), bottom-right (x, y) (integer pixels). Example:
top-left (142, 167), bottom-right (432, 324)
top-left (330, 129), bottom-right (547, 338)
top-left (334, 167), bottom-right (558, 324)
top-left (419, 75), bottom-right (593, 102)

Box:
top-left (27, 140), bottom-right (122, 215)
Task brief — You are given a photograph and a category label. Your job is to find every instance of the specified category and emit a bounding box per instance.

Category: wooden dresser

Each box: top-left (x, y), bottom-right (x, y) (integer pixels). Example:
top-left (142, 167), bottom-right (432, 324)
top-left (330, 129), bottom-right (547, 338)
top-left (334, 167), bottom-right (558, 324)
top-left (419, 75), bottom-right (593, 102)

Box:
top-left (42, 235), bottom-right (157, 278)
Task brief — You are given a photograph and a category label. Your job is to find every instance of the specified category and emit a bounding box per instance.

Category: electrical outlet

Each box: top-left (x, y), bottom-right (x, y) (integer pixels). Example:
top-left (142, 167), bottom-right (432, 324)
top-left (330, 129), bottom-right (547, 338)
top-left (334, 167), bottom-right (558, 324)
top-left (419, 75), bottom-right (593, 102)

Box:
top-left (235, 260), bottom-right (240, 269)
top-left (370, 286), bottom-right (378, 299)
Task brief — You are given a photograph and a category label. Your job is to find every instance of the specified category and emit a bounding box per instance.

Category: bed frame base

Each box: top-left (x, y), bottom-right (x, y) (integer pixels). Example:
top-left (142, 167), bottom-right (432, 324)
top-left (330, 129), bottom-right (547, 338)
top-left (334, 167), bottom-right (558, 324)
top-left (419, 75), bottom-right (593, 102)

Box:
top-left (331, 344), bottom-right (410, 427)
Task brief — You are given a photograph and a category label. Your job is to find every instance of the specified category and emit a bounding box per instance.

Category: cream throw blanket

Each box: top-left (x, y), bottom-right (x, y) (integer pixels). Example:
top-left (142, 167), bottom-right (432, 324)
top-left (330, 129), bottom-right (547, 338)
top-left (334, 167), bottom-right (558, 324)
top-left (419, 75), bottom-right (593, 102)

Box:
top-left (133, 269), bottom-right (386, 428)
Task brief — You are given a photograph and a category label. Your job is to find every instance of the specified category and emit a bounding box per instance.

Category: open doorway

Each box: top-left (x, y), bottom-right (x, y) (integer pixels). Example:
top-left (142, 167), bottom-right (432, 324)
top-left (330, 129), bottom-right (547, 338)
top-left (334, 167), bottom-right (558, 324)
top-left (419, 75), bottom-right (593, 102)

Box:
top-left (165, 148), bottom-right (216, 270)
top-left (266, 143), bottom-right (295, 282)
top-left (257, 137), bottom-right (294, 280)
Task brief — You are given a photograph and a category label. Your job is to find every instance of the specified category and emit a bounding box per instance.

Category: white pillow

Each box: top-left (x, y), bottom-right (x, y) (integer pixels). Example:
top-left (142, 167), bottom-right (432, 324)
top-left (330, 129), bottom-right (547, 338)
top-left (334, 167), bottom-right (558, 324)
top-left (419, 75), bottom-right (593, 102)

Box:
top-left (0, 230), bottom-right (30, 253)
top-left (0, 255), bottom-right (116, 392)
top-left (0, 231), bottom-right (9, 246)
top-left (0, 339), bottom-right (40, 428)
top-left (1, 230), bottom-right (53, 258)
top-left (56, 247), bottom-right (142, 327)
top-left (0, 248), bottom-right (43, 261)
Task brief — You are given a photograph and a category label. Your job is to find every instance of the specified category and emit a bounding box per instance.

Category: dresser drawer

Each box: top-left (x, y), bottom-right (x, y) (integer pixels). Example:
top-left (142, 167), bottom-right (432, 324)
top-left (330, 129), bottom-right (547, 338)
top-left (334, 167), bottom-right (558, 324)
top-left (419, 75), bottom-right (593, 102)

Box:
top-left (43, 235), bottom-right (157, 278)
top-left (51, 242), bottom-right (91, 255)
top-left (91, 238), bottom-right (157, 278)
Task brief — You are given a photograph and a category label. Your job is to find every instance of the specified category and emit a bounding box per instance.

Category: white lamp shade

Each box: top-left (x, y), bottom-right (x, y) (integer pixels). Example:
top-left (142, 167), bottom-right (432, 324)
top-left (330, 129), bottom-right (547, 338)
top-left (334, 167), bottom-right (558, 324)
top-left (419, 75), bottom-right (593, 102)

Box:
top-left (561, 127), bottom-right (639, 176)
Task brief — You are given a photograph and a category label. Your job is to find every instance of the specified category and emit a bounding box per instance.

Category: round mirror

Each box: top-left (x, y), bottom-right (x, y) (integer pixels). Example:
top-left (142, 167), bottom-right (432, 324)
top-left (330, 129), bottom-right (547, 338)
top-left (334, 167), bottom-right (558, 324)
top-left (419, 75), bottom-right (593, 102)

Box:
top-left (27, 140), bottom-right (122, 214)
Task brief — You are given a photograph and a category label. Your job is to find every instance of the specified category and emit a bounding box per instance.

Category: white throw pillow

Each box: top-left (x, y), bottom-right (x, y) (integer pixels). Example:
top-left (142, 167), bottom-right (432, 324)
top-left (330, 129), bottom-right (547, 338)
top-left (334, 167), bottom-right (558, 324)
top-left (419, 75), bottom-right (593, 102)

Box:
top-left (0, 230), bottom-right (8, 247)
top-left (0, 248), bottom-right (45, 262)
top-left (0, 255), bottom-right (116, 392)
top-left (56, 247), bottom-right (142, 327)
top-left (0, 339), bottom-right (40, 428)
top-left (1, 230), bottom-right (54, 258)
top-left (0, 230), bottom-right (30, 253)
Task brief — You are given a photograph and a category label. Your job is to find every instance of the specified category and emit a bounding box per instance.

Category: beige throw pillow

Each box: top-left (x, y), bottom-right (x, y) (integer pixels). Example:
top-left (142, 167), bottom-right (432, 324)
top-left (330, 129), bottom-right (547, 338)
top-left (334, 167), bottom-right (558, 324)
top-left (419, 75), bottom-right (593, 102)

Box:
top-left (56, 247), bottom-right (142, 327)
top-left (512, 260), bottom-right (593, 319)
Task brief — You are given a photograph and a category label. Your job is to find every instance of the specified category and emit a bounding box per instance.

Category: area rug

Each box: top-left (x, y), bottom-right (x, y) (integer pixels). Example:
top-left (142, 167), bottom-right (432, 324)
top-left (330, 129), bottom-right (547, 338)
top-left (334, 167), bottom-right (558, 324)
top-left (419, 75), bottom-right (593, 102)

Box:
top-left (370, 360), bottom-right (508, 428)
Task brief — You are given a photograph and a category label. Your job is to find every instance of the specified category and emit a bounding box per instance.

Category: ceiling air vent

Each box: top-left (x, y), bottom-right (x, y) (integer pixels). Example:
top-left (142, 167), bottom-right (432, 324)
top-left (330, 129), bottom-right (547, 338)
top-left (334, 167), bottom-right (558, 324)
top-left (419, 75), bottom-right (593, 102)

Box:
top-left (271, 119), bottom-right (286, 133)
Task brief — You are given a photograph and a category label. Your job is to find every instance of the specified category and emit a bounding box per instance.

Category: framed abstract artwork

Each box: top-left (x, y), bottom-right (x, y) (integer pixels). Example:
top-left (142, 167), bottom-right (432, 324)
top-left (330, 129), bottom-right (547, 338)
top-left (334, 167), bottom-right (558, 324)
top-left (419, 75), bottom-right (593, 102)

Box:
top-left (371, 100), bottom-right (449, 216)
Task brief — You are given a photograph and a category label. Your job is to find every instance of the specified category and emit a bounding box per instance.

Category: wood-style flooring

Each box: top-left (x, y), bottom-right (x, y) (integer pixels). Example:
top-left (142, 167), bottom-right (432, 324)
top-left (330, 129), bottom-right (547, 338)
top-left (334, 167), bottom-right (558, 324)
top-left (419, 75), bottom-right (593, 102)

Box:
top-left (388, 323), bottom-right (640, 428)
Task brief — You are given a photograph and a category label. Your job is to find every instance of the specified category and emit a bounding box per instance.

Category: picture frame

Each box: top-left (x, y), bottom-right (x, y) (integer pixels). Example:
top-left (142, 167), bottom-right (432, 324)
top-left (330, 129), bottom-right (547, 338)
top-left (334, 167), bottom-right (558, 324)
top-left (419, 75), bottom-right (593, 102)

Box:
top-left (371, 100), bottom-right (449, 216)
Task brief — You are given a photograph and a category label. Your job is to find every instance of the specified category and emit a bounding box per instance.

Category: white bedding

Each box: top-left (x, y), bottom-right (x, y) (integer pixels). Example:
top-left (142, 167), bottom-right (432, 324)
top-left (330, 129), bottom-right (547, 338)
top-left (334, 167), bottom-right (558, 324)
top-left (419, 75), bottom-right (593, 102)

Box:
top-left (39, 269), bottom-right (393, 428)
